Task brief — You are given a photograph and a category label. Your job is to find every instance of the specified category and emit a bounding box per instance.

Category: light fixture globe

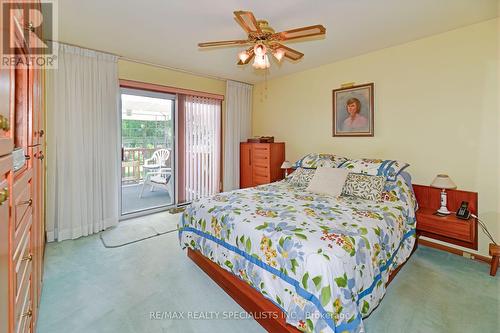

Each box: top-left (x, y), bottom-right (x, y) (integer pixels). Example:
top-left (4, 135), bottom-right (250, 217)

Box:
top-left (273, 49), bottom-right (285, 62)
top-left (238, 50), bottom-right (250, 63)
top-left (253, 43), bottom-right (267, 56)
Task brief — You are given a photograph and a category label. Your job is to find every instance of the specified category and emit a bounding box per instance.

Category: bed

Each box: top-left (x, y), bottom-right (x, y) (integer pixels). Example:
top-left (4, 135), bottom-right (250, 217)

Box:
top-left (179, 160), bottom-right (417, 333)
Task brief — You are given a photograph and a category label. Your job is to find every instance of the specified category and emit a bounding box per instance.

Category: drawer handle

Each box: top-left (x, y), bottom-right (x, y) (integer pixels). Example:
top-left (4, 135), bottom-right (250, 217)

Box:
top-left (22, 253), bottom-right (33, 262)
top-left (0, 187), bottom-right (8, 205)
top-left (22, 308), bottom-right (32, 318)
top-left (0, 115), bottom-right (9, 131)
top-left (18, 198), bottom-right (33, 207)
top-left (35, 151), bottom-right (44, 160)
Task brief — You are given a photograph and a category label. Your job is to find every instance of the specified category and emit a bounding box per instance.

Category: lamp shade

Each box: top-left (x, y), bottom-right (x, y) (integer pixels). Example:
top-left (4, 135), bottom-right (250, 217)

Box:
top-left (281, 161), bottom-right (293, 169)
top-left (431, 174), bottom-right (457, 189)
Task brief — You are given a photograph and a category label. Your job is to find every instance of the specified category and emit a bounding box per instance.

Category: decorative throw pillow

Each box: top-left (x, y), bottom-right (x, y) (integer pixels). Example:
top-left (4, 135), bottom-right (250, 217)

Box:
top-left (306, 167), bottom-right (350, 197)
top-left (338, 158), bottom-right (409, 181)
top-left (288, 168), bottom-right (316, 187)
top-left (294, 153), bottom-right (348, 169)
top-left (341, 173), bottom-right (385, 201)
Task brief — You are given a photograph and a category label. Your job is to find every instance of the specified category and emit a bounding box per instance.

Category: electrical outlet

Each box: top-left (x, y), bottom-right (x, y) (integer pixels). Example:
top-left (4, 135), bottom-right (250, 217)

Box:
top-left (462, 252), bottom-right (472, 259)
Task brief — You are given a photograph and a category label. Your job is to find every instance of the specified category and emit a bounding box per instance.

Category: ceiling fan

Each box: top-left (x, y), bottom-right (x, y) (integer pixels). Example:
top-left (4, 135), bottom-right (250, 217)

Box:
top-left (198, 11), bottom-right (326, 69)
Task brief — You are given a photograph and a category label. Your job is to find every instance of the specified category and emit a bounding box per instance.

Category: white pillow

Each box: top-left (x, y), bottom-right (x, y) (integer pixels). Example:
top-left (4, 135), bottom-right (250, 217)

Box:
top-left (306, 167), bottom-right (349, 197)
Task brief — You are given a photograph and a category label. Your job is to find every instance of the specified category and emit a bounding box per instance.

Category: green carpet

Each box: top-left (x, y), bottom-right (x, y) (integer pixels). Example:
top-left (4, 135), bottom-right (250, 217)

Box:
top-left (37, 217), bottom-right (499, 333)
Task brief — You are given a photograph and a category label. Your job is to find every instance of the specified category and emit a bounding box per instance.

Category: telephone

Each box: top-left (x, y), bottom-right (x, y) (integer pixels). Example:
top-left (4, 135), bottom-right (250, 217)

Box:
top-left (456, 201), bottom-right (470, 220)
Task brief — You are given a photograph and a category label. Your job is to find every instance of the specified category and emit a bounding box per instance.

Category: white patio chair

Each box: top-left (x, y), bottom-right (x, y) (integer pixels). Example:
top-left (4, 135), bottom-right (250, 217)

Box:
top-left (143, 149), bottom-right (170, 170)
top-left (139, 167), bottom-right (173, 200)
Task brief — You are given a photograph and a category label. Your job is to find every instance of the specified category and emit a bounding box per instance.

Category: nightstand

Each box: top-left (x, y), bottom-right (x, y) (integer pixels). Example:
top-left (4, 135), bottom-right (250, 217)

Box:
top-left (416, 207), bottom-right (478, 250)
top-left (413, 184), bottom-right (478, 250)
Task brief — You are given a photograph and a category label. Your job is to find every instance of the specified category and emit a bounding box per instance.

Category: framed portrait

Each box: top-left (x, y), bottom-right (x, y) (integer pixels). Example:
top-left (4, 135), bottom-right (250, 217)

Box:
top-left (332, 83), bottom-right (374, 137)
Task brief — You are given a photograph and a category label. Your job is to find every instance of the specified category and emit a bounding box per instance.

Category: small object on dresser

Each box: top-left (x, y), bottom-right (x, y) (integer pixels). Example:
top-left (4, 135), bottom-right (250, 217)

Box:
top-left (430, 174), bottom-right (456, 215)
top-left (247, 136), bottom-right (274, 143)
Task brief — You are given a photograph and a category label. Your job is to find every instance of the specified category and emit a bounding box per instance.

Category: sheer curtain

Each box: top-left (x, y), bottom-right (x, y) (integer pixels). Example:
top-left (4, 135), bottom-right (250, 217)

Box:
top-left (46, 43), bottom-right (120, 242)
top-left (223, 80), bottom-right (253, 191)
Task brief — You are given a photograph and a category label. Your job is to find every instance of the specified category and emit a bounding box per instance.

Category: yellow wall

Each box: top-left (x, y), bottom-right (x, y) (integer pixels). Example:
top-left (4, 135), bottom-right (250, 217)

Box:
top-left (253, 19), bottom-right (499, 257)
top-left (118, 59), bottom-right (226, 96)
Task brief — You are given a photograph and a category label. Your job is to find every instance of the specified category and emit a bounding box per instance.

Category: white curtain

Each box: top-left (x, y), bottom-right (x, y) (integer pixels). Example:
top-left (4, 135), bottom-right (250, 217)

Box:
top-left (223, 80), bottom-right (253, 191)
top-left (46, 43), bottom-right (120, 242)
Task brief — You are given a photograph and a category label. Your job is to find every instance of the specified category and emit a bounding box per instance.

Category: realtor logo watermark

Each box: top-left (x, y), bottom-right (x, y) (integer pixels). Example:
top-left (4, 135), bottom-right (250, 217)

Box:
top-left (1, 0), bottom-right (58, 68)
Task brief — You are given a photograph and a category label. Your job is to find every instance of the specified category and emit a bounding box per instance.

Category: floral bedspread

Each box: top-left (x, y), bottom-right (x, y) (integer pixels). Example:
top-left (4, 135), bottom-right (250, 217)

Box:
top-left (179, 177), bottom-right (416, 333)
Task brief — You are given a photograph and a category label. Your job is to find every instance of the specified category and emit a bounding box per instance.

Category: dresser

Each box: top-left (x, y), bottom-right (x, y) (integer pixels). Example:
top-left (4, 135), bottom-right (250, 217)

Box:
top-left (0, 1), bottom-right (45, 332)
top-left (240, 142), bottom-right (285, 188)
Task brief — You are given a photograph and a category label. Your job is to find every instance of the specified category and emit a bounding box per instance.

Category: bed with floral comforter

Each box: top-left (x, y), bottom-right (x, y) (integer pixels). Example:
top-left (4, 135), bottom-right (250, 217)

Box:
top-left (179, 175), bottom-right (417, 333)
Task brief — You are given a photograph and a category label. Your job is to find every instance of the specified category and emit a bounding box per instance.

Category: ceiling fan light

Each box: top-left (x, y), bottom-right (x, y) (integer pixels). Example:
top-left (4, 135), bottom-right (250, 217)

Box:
top-left (238, 50), bottom-right (250, 63)
top-left (252, 55), bottom-right (263, 69)
top-left (252, 53), bottom-right (270, 69)
top-left (253, 43), bottom-right (267, 56)
top-left (273, 49), bottom-right (285, 62)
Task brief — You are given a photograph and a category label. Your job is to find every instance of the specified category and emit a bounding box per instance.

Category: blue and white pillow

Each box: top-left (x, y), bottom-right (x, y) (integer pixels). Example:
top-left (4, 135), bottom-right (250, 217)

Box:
top-left (338, 158), bottom-right (409, 181)
top-left (294, 153), bottom-right (348, 169)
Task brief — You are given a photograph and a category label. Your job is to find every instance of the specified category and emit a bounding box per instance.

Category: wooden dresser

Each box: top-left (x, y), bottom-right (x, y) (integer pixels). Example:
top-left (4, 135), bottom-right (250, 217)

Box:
top-left (240, 142), bottom-right (285, 188)
top-left (0, 1), bottom-right (46, 332)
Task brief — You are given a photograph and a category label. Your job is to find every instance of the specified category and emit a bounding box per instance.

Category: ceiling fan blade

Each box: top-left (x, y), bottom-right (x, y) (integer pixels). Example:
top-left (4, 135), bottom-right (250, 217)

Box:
top-left (237, 46), bottom-right (255, 65)
top-left (198, 39), bottom-right (250, 47)
top-left (273, 25), bottom-right (326, 41)
top-left (234, 10), bottom-right (262, 33)
top-left (274, 44), bottom-right (304, 61)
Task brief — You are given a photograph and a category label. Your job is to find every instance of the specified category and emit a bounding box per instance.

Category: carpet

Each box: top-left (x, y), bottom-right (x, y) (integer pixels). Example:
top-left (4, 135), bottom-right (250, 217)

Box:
top-left (100, 212), bottom-right (180, 248)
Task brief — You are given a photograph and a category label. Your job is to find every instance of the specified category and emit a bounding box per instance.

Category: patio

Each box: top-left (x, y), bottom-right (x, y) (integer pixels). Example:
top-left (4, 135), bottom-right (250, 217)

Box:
top-left (121, 147), bottom-right (174, 214)
top-left (121, 182), bottom-right (173, 214)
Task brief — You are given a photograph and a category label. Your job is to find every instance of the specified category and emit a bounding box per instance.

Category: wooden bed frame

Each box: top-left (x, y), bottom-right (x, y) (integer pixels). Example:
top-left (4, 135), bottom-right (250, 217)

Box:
top-left (187, 242), bottom-right (416, 333)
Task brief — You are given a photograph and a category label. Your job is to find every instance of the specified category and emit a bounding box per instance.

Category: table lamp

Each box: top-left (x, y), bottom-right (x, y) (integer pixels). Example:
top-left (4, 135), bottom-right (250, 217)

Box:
top-left (280, 161), bottom-right (292, 177)
top-left (430, 174), bottom-right (457, 215)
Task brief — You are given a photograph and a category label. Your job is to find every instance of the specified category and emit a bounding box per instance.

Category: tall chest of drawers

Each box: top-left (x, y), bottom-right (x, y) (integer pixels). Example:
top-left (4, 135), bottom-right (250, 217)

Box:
top-left (240, 142), bottom-right (285, 188)
top-left (0, 1), bottom-right (45, 332)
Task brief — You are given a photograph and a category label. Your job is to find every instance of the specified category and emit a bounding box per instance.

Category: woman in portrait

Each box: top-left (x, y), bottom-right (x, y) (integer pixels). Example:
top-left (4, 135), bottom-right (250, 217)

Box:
top-left (342, 97), bottom-right (368, 132)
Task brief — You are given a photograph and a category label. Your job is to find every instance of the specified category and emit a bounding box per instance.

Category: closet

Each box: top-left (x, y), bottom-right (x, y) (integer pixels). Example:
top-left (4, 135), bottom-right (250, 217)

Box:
top-left (0, 1), bottom-right (45, 332)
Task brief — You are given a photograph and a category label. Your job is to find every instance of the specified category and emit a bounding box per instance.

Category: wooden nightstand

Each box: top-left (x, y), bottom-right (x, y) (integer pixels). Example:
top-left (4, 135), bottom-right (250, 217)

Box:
top-left (413, 185), bottom-right (478, 250)
top-left (416, 208), bottom-right (478, 250)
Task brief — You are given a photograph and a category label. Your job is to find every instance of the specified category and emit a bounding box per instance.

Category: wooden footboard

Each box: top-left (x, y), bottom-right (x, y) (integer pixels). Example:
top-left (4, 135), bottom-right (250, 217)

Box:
top-left (188, 248), bottom-right (300, 332)
top-left (187, 243), bottom-right (416, 333)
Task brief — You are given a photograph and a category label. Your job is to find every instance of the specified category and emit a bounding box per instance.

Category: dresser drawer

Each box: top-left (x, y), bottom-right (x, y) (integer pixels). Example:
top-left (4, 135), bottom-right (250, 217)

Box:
top-left (252, 145), bottom-right (270, 158)
top-left (13, 169), bottom-right (33, 231)
top-left (13, 213), bottom-right (32, 302)
top-left (252, 175), bottom-right (271, 185)
top-left (252, 165), bottom-right (270, 178)
top-left (15, 277), bottom-right (32, 333)
top-left (417, 213), bottom-right (474, 243)
top-left (252, 155), bottom-right (270, 166)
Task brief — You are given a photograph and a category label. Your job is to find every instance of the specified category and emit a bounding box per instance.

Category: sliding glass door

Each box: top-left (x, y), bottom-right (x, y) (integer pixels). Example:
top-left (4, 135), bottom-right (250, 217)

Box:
top-left (120, 88), bottom-right (175, 215)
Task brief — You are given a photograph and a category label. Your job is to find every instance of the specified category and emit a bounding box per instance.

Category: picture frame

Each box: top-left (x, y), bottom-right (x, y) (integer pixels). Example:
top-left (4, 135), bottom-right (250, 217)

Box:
top-left (332, 83), bottom-right (374, 137)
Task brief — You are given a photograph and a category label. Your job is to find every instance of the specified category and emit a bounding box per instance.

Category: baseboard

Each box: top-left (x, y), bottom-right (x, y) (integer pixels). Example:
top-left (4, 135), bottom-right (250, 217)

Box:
top-left (418, 239), bottom-right (491, 264)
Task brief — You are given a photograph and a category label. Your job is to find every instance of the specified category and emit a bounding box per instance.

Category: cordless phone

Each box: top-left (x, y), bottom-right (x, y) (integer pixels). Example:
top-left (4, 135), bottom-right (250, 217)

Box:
top-left (456, 201), bottom-right (470, 220)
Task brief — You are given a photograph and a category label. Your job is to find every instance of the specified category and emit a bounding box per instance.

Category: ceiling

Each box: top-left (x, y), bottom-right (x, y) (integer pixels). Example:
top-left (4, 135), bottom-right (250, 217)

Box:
top-left (56, 0), bottom-right (498, 84)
